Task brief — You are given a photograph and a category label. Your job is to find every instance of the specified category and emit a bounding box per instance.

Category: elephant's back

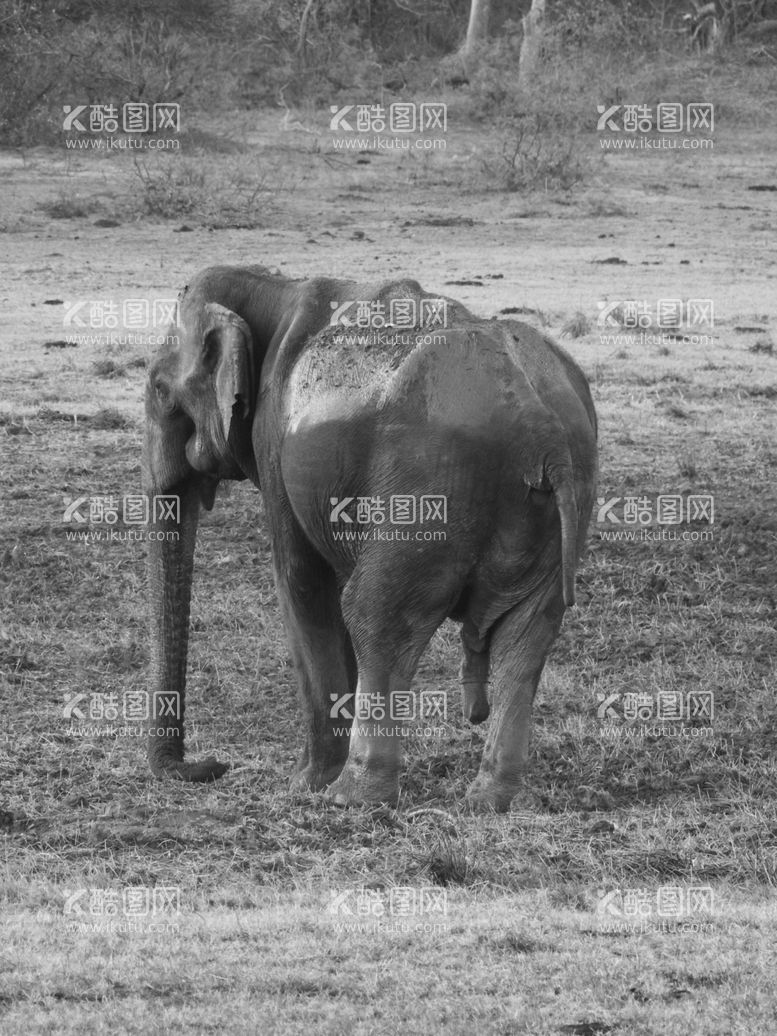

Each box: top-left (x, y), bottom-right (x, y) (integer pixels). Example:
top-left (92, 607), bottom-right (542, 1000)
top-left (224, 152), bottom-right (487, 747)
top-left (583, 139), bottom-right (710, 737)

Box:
top-left (284, 318), bottom-right (546, 437)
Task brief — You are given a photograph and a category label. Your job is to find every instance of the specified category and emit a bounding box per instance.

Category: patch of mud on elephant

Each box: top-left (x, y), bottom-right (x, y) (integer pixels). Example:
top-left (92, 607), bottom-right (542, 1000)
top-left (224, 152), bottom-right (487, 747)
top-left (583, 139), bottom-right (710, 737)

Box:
top-left (286, 324), bottom-right (421, 424)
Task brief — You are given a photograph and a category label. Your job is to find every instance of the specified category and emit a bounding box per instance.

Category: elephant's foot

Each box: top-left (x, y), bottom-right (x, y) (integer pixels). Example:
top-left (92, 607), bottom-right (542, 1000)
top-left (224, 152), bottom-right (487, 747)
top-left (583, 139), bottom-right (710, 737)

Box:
top-left (289, 759), bottom-right (345, 793)
top-left (324, 761), bottom-right (399, 808)
top-left (465, 773), bottom-right (522, 813)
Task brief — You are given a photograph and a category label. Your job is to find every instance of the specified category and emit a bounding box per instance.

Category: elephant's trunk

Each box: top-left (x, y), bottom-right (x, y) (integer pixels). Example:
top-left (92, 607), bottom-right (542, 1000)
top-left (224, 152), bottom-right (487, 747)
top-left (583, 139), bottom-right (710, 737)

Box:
top-left (145, 475), bottom-right (228, 782)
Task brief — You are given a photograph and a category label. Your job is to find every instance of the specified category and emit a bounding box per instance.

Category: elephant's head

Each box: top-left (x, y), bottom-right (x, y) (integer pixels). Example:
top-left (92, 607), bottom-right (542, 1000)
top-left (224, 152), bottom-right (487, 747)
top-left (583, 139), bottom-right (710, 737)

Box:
top-left (144, 301), bottom-right (257, 507)
top-left (141, 267), bottom-right (335, 783)
top-left (143, 297), bottom-right (263, 784)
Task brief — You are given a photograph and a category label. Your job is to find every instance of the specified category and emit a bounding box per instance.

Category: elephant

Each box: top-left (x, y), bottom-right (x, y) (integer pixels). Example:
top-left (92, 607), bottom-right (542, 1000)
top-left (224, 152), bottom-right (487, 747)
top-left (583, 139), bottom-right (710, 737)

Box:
top-left (143, 265), bottom-right (597, 811)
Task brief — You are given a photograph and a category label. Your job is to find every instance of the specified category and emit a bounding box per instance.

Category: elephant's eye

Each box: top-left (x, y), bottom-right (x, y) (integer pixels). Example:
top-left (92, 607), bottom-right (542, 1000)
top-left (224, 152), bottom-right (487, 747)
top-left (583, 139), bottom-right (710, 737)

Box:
top-left (155, 381), bottom-right (174, 411)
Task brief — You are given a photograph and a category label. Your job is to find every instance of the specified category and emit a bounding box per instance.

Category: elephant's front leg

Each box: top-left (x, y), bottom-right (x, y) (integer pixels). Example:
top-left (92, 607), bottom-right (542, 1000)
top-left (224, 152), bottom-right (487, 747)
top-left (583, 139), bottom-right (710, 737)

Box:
top-left (274, 551), bottom-right (356, 792)
top-left (466, 588), bottom-right (565, 813)
top-left (324, 556), bottom-right (456, 807)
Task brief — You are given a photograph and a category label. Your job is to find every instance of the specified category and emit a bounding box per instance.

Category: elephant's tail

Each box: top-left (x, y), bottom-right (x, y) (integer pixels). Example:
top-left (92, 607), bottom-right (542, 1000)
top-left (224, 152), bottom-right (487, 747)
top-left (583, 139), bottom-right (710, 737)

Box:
top-left (546, 464), bottom-right (579, 608)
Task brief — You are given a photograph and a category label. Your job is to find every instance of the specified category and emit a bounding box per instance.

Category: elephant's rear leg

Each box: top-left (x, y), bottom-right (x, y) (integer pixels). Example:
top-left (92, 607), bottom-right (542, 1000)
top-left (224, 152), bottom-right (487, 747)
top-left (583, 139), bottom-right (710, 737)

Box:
top-left (326, 561), bottom-right (458, 807)
top-left (274, 552), bottom-right (357, 792)
top-left (466, 584), bottom-right (566, 813)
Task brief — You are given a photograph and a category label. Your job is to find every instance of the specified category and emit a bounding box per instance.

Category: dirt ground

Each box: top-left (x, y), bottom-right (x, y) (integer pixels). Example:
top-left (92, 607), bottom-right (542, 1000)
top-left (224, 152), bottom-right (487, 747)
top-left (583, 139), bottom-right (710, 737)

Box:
top-left (1, 111), bottom-right (777, 1033)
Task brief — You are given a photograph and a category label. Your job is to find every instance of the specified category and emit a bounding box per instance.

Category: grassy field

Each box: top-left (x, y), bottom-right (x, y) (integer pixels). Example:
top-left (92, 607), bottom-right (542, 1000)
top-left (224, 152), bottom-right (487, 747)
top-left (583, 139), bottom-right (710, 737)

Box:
top-left (1, 104), bottom-right (776, 1033)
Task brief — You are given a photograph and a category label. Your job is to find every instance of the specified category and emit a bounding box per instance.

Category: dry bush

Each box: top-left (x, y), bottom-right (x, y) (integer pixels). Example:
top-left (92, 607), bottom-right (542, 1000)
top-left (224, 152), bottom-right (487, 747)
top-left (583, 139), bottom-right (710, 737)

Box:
top-left (129, 154), bottom-right (273, 227)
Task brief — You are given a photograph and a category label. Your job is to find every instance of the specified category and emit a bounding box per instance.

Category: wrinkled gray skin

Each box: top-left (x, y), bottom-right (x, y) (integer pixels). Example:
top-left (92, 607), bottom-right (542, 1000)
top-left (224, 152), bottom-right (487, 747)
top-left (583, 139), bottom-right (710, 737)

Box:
top-left (143, 265), bottom-right (597, 811)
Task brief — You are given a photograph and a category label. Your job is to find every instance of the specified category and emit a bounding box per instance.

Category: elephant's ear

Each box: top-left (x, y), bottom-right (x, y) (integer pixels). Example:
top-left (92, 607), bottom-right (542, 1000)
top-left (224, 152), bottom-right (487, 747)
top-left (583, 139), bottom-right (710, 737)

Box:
top-left (202, 302), bottom-right (255, 448)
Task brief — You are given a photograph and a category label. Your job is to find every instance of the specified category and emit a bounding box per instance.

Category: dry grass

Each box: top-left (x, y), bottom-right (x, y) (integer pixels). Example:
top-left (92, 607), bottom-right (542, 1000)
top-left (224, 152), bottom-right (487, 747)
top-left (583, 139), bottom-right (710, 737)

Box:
top-left (2, 307), bottom-right (775, 1029)
top-left (1, 115), bottom-right (776, 1031)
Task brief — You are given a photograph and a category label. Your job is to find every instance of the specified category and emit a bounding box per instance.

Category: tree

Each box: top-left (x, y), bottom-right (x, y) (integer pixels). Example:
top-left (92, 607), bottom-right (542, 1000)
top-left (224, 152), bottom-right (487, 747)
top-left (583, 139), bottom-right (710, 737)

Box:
top-left (517, 0), bottom-right (546, 90)
top-left (462, 0), bottom-right (492, 56)
top-left (297, 0), bottom-right (319, 64)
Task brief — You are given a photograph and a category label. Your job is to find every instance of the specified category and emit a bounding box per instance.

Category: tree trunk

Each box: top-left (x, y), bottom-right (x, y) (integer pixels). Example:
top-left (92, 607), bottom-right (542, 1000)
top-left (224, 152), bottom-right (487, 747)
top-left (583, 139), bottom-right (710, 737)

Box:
top-left (462, 0), bottom-right (492, 56)
top-left (518, 0), bottom-right (546, 91)
top-left (297, 0), bottom-right (319, 64)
